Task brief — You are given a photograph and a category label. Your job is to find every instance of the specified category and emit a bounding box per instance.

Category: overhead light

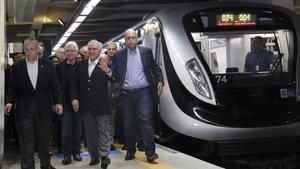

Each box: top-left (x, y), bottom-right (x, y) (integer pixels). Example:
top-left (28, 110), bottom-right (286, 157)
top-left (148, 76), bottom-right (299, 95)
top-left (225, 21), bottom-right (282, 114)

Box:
top-left (81, 0), bottom-right (101, 15)
top-left (52, 0), bottom-right (102, 53)
top-left (66, 22), bottom-right (81, 33)
top-left (80, 6), bottom-right (93, 15)
top-left (58, 37), bottom-right (68, 44)
top-left (75, 16), bottom-right (87, 23)
top-left (58, 18), bottom-right (64, 26)
top-left (53, 44), bottom-right (61, 52)
top-left (43, 15), bottom-right (52, 23)
top-left (63, 32), bottom-right (71, 37)
top-left (86, 0), bottom-right (101, 7)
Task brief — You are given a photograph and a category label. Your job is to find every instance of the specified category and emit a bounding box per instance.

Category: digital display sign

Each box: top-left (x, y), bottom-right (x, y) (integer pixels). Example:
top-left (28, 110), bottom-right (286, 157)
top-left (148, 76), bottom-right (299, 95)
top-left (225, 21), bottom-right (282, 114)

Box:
top-left (216, 13), bottom-right (256, 26)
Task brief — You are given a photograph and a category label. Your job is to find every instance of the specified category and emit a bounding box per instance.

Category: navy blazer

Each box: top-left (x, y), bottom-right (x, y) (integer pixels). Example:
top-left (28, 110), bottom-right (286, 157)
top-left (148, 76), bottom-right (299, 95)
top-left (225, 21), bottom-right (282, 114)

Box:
top-left (111, 46), bottom-right (163, 96)
top-left (71, 60), bottom-right (110, 117)
top-left (7, 58), bottom-right (63, 122)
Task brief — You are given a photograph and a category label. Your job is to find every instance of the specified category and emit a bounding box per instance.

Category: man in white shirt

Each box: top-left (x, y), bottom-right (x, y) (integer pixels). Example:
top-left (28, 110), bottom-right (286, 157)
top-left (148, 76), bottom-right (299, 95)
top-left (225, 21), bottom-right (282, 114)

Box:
top-left (71, 40), bottom-right (113, 169)
top-left (5, 37), bottom-right (63, 169)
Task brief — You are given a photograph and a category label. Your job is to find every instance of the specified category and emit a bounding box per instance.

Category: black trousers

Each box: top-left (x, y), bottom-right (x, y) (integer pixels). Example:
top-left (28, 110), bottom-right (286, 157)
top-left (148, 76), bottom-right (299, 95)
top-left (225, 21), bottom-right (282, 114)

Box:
top-left (16, 117), bottom-right (51, 169)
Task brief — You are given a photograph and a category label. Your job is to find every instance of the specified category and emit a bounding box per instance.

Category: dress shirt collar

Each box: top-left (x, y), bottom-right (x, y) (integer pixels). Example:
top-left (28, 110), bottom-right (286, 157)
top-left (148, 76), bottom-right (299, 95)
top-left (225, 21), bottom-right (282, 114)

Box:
top-left (26, 58), bottom-right (38, 64)
top-left (88, 58), bottom-right (99, 65)
top-left (127, 47), bottom-right (138, 55)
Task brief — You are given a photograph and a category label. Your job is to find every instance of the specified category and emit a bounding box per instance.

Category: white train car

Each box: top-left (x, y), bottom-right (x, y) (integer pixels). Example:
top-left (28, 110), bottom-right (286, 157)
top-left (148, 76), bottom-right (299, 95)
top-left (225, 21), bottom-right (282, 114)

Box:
top-left (106, 2), bottom-right (300, 155)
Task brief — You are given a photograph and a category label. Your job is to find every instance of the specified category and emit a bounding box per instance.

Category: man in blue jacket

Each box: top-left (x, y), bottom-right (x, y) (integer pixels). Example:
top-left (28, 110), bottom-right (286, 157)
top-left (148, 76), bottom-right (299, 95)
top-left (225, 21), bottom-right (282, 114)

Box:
top-left (244, 36), bottom-right (274, 72)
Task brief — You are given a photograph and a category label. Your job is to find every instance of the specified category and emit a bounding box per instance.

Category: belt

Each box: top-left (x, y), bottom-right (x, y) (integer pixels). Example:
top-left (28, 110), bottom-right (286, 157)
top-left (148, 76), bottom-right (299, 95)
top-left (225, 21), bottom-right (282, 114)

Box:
top-left (122, 86), bottom-right (149, 94)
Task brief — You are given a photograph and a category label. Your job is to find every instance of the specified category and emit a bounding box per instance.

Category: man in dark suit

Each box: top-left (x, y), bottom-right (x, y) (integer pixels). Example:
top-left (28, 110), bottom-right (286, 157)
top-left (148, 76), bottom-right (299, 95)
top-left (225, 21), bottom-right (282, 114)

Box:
top-left (4, 37), bottom-right (63, 169)
top-left (100, 28), bottom-right (163, 163)
top-left (71, 40), bottom-right (113, 169)
top-left (56, 41), bottom-right (82, 165)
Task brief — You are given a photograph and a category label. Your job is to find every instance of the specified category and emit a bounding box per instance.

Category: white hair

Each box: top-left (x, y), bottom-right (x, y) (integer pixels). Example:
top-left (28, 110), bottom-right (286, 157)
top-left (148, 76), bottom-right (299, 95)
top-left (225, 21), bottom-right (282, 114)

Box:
top-left (64, 41), bottom-right (79, 50)
top-left (87, 40), bottom-right (102, 50)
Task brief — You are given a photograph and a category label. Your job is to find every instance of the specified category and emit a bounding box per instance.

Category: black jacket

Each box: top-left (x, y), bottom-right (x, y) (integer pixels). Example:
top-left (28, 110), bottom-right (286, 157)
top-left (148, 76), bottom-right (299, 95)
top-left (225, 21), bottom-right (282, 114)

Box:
top-left (71, 59), bottom-right (110, 117)
top-left (56, 60), bottom-right (78, 103)
top-left (7, 58), bottom-right (63, 122)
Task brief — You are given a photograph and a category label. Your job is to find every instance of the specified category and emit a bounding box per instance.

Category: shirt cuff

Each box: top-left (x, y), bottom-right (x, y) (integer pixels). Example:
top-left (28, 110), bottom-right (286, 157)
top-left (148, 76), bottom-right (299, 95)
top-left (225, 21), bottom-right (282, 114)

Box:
top-left (106, 69), bottom-right (112, 77)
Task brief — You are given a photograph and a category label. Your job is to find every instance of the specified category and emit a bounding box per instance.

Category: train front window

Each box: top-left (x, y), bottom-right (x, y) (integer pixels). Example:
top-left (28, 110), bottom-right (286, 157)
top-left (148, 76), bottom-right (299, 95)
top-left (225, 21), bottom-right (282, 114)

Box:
top-left (190, 31), bottom-right (292, 74)
top-left (183, 9), bottom-right (295, 75)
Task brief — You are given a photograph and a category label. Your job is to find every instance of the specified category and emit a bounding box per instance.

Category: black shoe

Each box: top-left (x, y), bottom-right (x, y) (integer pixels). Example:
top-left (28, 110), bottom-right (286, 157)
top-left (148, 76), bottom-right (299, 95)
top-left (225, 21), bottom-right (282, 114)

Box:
top-left (121, 145), bottom-right (127, 150)
top-left (41, 164), bottom-right (56, 169)
top-left (89, 158), bottom-right (100, 166)
top-left (73, 154), bottom-right (82, 161)
top-left (125, 151), bottom-right (135, 161)
top-left (137, 143), bottom-right (145, 152)
top-left (49, 164), bottom-right (56, 169)
top-left (62, 156), bottom-right (71, 165)
top-left (101, 156), bottom-right (111, 169)
top-left (110, 144), bottom-right (116, 150)
top-left (146, 153), bottom-right (159, 162)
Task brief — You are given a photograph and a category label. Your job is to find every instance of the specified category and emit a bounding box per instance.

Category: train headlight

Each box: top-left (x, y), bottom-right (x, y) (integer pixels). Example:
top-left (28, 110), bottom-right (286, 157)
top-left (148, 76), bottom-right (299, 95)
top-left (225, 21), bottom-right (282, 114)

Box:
top-left (186, 59), bottom-right (212, 99)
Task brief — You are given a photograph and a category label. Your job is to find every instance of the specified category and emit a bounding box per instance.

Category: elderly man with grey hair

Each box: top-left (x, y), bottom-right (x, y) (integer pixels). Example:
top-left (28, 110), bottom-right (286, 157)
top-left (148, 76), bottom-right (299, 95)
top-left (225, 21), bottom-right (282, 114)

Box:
top-left (56, 41), bottom-right (83, 165)
top-left (71, 40), bottom-right (113, 169)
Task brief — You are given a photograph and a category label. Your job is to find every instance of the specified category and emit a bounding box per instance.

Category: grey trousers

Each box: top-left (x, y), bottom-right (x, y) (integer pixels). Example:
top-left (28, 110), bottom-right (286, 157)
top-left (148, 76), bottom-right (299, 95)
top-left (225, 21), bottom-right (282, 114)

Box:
top-left (84, 113), bottom-right (113, 159)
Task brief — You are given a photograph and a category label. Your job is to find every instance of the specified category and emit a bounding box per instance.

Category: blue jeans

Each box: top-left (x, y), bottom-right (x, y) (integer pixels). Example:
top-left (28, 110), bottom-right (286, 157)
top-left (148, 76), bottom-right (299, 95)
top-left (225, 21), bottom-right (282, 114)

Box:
top-left (121, 88), bottom-right (155, 155)
top-left (61, 103), bottom-right (82, 156)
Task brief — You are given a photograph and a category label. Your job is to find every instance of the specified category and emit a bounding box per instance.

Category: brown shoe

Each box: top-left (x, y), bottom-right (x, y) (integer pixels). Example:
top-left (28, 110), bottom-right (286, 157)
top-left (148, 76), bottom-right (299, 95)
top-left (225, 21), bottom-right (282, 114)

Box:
top-left (146, 153), bottom-right (159, 162)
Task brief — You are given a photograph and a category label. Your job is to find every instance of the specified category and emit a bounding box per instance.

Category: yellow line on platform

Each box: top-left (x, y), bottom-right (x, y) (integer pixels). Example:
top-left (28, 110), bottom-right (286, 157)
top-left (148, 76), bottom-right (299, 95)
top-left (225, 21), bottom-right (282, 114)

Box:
top-left (115, 144), bottom-right (172, 169)
top-left (135, 151), bottom-right (172, 169)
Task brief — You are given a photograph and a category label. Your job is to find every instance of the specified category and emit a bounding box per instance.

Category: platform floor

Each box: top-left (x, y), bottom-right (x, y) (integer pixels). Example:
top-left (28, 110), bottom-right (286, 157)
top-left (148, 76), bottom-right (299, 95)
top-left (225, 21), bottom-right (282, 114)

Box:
top-left (3, 144), bottom-right (223, 169)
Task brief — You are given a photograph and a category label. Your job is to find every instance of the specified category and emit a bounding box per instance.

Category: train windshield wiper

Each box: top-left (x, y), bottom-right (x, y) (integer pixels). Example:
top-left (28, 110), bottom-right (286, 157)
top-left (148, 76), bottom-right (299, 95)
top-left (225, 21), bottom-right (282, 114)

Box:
top-left (255, 32), bottom-right (284, 97)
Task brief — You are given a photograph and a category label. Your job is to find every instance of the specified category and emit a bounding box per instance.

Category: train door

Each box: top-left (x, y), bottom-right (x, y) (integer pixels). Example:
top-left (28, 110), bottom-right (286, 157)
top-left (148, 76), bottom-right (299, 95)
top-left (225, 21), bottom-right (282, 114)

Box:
top-left (140, 22), bottom-right (165, 137)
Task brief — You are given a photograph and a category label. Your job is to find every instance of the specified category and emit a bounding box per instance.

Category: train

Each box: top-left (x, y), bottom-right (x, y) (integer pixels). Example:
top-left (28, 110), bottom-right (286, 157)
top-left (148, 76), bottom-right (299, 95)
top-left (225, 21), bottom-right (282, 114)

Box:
top-left (105, 2), bottom-right (300, 155)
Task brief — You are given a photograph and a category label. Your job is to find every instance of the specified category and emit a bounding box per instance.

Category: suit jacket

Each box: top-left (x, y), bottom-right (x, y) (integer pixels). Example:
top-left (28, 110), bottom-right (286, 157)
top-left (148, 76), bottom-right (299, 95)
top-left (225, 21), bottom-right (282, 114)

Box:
top-left (56, 60), bottom-right (78, 103)
top-left (112, 46), bottom-right (163, 97)
top-left (71, 60), bottom-right (110, 117)
top-left (7, 58), bottom-right (63, 122)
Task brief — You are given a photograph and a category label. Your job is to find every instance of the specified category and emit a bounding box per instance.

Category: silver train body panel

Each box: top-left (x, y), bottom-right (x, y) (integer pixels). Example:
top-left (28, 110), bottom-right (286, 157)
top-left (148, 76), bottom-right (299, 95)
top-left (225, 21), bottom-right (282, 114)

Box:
top-left (154, 2), bottom-right (300, 141)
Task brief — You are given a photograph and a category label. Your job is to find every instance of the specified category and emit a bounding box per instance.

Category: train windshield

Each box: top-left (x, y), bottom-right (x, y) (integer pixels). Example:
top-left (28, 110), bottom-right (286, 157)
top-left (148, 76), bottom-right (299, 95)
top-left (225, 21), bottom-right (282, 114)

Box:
top-left (183, 9), bottom-right (294, 74)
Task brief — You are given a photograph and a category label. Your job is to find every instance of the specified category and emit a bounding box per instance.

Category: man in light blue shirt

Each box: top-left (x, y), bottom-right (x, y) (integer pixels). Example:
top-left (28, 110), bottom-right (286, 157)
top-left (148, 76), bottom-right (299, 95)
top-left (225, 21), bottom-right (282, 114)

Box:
top-left (244, 36), bottom-right (274, 72)
top-left (122, 46), bottom-right (149, 90)
top-left (100, 29), bottom-right (164, 163)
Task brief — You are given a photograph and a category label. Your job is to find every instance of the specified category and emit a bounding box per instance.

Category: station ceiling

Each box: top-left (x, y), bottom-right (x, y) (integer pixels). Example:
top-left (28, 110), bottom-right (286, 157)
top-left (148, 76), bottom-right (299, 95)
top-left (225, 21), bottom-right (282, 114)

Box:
top-left (6, 0), bottom-right (300, 48)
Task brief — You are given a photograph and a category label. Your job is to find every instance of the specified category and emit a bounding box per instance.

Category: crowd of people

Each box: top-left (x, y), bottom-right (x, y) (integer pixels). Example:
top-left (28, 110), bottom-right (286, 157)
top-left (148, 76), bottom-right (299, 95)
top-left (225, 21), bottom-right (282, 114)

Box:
top-left (4, 28), bottom-right (164, 169)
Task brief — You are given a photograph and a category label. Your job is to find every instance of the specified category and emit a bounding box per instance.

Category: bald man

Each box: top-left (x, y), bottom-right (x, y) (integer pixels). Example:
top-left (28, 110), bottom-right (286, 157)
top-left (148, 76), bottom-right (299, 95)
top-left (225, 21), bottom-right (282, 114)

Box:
top-left (100, 29), bottom-right (164, 163)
